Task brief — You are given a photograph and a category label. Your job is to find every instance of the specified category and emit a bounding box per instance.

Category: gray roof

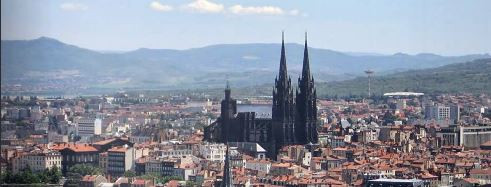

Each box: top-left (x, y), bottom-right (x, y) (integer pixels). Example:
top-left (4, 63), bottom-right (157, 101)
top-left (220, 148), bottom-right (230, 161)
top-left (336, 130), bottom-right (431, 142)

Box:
top-left (237, 104), bottom-right (272, 119)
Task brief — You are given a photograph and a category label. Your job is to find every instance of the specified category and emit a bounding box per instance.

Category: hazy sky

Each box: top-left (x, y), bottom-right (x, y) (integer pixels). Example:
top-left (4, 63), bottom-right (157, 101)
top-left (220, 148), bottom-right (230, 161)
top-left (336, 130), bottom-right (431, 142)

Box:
top-left (2, 0), bottom-right (490, 55)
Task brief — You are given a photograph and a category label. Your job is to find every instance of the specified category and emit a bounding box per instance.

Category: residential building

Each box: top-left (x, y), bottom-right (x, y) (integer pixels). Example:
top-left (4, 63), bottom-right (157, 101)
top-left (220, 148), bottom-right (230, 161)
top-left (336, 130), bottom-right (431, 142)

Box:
top-left (469, 169), bottom-right (491, 185)
top-left (425, 104), bottom-right (460, 122)
top-left (12, 149), bottom-right (61, 173)
top-left (77, 117), bottom-right (102, 142)
top-left (79, 175), bottom-right (108, 187)
top-left (367, 178), bottom-right (424, 187)
top-left (50, 143), bottom-right (100, 175)
top-left (198, 143), bottom-right (226, 162)
top-left (245, 159), bottom-right (271, 174)
top-left (107, 145), bottom-right (134, 177)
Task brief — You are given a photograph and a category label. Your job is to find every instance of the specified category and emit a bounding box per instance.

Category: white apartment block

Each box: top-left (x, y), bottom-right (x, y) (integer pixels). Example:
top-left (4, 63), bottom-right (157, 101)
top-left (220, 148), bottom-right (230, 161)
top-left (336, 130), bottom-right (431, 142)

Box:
top-left (245, 159), bottom-right (271, 174)
top-left (198, 143), bottom-right (226, 162)
top-left (77, 117), bottom-right (102, 141)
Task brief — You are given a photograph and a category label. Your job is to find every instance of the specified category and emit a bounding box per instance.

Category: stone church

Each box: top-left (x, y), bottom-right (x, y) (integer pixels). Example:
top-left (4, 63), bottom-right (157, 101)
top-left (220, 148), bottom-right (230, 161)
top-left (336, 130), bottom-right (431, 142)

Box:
top-left (204, 33), bottom-right (318, 159)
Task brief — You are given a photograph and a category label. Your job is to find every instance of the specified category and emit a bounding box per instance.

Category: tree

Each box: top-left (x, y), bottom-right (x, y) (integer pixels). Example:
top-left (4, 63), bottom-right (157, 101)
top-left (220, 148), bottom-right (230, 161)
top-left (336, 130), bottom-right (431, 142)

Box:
top-left (65, 164), bottom-right (103, 186)
top-left (185, 181), bottom-right (197, 187)
top-left (69, 164), bottom-right (103, 176)
top-left (47, 165), bottom-right (62, 184)
top-left (20, 167), bottom-right (40, 184)
top-left (140, 173), bottom-right (159, 180)
top-left (124, 170), bottom-right (136, 178)
top-left (156, 176), bottom-right (182, 184)
top-left (0, 166), bottom-right (62, 185)
top-left (37, 170), bottom-right (49, 184)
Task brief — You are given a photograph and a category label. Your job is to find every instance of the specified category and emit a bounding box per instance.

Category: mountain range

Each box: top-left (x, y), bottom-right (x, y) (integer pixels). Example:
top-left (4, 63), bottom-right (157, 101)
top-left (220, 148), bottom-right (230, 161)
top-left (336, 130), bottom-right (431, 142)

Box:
top-left (1, 37), bottom-right (490, 95)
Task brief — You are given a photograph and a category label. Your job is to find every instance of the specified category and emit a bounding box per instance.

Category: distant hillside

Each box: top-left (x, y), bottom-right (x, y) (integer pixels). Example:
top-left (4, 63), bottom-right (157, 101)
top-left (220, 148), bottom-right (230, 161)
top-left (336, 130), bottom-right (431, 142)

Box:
top-left (317, 58), bottom-right (491, 97)
top-left (1, 37), bottom-right (490, 95)
top-left (142, 58), bottom-right (491, 99)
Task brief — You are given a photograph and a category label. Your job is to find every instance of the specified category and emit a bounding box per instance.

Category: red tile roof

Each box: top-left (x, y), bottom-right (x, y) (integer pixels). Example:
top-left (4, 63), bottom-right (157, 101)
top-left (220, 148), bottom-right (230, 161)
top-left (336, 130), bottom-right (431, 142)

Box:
top-left (132, 179), bottom-right (146, 185)
top-left (108, 146), bottom-right (129, 153)
top-left (470, 169), bottom-right (491, 175)
top-left (51, 143), bottom-right (98, 152)
top-left (81, 175), bottom-right (104, 182)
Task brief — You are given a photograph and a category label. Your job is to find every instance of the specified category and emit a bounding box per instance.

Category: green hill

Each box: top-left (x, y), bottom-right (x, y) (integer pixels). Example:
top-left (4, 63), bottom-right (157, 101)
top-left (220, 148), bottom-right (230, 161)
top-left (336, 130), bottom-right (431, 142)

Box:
top-left (139, 58), bottom-right (491, 99)
top-left (317, 58), bottom-right (491, 97)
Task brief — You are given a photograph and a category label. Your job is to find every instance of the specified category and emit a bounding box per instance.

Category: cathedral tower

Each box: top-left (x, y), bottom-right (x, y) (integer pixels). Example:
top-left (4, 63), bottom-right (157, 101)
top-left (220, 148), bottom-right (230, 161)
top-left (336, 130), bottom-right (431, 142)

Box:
top-left (220, 81), bottom-right (237, 142)
top-left (272, 32), bottom-right (296, 151)
top-left (296, 32), bottom-right (318, 144)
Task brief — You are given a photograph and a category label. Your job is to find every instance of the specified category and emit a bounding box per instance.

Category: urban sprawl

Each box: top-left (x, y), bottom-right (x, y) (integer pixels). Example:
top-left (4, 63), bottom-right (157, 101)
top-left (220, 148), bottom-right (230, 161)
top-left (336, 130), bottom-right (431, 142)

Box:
top-left (1, 36), bottom-right (491, 187)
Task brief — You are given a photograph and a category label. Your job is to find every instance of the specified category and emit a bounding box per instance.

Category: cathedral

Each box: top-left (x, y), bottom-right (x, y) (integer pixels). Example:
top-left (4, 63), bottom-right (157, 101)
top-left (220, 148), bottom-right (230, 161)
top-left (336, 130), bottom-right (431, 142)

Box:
top-left (204, 33), bottom-right (318, 159)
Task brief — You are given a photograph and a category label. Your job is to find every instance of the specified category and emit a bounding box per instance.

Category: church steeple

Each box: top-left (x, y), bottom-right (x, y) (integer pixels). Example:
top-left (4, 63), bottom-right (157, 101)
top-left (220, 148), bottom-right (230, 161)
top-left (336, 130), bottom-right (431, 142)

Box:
top-left (302, 32), bottom-right (311, 83)
top-left (225, 80), bottom-right (231, 100)
top-left (272, 31), bottom-right (296, 153)
top-left (279, 31), bottom-right (288, 85)
top-left (221, 80), bottom-right (237, 142)
top-left (296, 32), bottom-right (318, 144)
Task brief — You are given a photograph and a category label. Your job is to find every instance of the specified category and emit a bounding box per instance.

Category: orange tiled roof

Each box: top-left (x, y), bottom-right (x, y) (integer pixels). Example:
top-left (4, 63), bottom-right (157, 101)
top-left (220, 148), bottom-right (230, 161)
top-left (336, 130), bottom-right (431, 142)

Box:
top-left (470, 169), bottom-right (491, 175)
top-left (51, 143), bottom-right (98, 152)
top-left (481, 141), bottom-right (491, 147)
top-left (462, 178), bottom-right (480, 184)
top-left (132, 179), bottom-right (146, 185)
top-left (81, 175), bottom-right (103, 182)
top-left (108, 146), bottom-right (129, 153)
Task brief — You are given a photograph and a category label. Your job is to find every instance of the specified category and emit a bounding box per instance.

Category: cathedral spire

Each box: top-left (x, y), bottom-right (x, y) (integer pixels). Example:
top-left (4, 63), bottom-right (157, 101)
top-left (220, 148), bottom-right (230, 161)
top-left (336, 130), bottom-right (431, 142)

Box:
top-left (279, 31), bottom-right (288, 83)
top-left (296, 32), bottom-right (318, 144)
top-left (225, 80), bottom-right (231, 100)
top-left (302, 32), bottom-right (311, 82)
top-left (273, 31), bottom-right (296, 149)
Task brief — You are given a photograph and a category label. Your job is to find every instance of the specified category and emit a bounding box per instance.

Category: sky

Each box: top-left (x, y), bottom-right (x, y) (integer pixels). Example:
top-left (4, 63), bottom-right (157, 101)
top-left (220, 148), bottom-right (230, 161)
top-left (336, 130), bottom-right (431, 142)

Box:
top-left (1, 0), bottom-right (490, 55)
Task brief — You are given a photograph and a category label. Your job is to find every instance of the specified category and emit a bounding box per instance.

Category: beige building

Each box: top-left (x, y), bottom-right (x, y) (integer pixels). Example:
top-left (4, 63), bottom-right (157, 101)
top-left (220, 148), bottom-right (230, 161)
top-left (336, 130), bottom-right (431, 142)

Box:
top-left (470, 169), bottom-right (491, 185)
top-left (79, 175), bottom-right (108, 187)
top-left (12, 149), bottom-right (62, 173)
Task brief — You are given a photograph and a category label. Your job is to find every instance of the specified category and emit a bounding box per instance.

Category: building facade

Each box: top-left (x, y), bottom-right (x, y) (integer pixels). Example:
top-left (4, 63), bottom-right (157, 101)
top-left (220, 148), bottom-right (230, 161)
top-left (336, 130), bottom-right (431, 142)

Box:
top-left (51, 143), bottom-right (100, 175)
top-left (12, 150), bottom-right (62, 173)
top-left (437, 125), bottom-right (491, 148)
top-left (425, 104), bottom-right (460, 122)
top-left (77, 117), bottom-right (102, 142)
top-left (107, 145), bottom-right (134, 177)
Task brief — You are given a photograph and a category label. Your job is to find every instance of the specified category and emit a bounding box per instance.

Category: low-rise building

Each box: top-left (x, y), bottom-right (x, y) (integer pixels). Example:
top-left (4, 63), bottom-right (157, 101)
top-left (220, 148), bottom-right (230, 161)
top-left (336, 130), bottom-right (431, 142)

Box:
top-left (12, 149), bottom-right (61, 173)
top-left (366, 178), bottom-right (424, 187)
top-left (79, 175), bottom-right (107, 187)
top-left (469, 169), bottom-right (491, 185)
top-left (51, 143), bottom-right (100, 175)
top-left (245, 159), bottom-right (271, 174)
top-left (199, 143), bottom-right (226, 162)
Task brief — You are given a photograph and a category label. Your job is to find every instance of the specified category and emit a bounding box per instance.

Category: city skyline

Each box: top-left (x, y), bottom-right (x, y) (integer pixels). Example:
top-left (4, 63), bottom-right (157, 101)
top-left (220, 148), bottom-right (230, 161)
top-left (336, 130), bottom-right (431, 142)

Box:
top-left (2, 1), bottom-right (491, 186)
top-left (2, 0), bottom-right (491, 55)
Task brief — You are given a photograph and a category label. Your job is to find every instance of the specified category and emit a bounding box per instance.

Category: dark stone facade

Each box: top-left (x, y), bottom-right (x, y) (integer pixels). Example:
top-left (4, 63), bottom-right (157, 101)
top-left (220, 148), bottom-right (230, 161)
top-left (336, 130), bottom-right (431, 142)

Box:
top-left (204, 33), bottom-right (319, 159)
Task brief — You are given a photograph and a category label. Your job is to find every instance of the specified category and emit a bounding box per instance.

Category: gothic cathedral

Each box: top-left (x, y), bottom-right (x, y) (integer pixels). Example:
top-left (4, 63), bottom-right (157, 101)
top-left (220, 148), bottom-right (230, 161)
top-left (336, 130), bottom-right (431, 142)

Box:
top-left (204, 33), bottom-right (319, 159)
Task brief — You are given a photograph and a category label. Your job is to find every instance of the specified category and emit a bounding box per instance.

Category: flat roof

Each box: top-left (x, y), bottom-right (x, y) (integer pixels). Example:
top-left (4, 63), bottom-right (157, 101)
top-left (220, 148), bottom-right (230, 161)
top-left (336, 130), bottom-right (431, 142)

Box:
top-left (383, 92), bottom-right (424, 96)
top-left (369, 178), bottom-right (423, 183)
